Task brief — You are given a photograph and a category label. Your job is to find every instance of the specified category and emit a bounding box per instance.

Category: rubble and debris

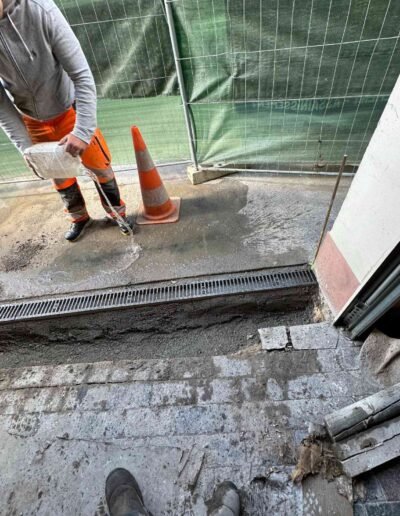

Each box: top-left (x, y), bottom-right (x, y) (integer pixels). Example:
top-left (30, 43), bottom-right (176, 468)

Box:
top-left (177, 445), bottom-right (205, 492)
top-left (308, 422), bottom-right (328, 439)
top-left (291, 436), bottom-right (342, 483)
top-left (325, 383), bottom-right (400, 477)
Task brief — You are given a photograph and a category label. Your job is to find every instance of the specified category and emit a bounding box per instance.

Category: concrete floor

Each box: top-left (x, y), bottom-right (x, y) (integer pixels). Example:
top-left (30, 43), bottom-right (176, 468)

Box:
top-left (0, 323), bottom-right (380, 515)
top-left (0, 168), bottom-right (352, 301)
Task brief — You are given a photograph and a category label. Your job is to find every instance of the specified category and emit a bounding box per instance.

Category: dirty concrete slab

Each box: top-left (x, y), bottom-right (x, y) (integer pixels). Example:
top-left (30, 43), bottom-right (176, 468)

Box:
top-left (290, 322), bottom-right (346, 350)
top-left (0, 168), bottom-right (352, 301)
top-left (0, 325), bottom-right (379, 515)
top-left (302, 475), bottom-right (353, 516)
top-left (259, 326), bottom-right (288, 350)
top-left (354, 457), bottom-right (400, 516)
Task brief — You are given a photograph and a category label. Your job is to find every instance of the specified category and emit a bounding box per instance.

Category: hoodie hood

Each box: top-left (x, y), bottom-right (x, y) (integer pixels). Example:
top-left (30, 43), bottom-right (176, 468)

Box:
top-left (0, 1), bottom-right (33, 60)
top-left (1, 0), bottom-right (18, 17)
top-left (3, 0), bottom-right (19, 13)
top-left (0, 0), bottom-right (97, 149)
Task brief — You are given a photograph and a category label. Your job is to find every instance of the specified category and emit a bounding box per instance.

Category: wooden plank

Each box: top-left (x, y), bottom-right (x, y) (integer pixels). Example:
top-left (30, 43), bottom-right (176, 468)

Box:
top-left (324, 382), bottom-right (400, 441)
top-left (335, 416), bottom-right (400, 461)
top-left (341, 432), bottom-right (400, 478)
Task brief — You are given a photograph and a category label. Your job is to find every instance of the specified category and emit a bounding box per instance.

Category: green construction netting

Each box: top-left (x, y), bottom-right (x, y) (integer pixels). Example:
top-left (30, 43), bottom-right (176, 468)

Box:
top-left (174, 0), bottom-right (400, 169)
top-left (1, 0), bottom-right (399, 181)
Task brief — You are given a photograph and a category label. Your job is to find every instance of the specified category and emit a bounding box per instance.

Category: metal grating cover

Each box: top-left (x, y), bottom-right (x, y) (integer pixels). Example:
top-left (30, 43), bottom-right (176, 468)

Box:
top-left (342, 303), bottom-right (367, 327)
top-left (0, 266), bottom-right (316, 324)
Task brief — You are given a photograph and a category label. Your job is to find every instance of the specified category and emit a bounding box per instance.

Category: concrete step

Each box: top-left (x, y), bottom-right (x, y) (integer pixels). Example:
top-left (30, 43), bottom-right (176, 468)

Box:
top-left (0, 323), bottom-right (379, 515)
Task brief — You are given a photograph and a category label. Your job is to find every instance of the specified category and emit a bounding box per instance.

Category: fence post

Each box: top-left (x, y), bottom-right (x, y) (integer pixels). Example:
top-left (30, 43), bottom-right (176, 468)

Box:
top-left (163, 0), bottom-right (199, 170)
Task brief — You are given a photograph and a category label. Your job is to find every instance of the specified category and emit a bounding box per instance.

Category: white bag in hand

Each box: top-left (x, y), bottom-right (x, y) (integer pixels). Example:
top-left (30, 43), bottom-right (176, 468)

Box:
top-left (24, 142), bottom-right (84, 179)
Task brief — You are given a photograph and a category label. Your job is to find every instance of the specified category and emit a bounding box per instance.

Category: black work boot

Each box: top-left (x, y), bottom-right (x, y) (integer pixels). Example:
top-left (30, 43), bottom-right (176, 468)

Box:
top-left (64, 218), bottom-right (92, 242)
top-left (105, 468), bottom-right (149, 516)
top-left (117, 216), bottom-right (134, 236)
top-left (207, 481), bottom-right (240, 516)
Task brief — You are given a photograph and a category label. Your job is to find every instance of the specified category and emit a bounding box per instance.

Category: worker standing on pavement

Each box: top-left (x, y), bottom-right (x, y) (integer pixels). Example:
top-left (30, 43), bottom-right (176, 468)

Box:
top-left (0, 0), bottom-right (131, 241)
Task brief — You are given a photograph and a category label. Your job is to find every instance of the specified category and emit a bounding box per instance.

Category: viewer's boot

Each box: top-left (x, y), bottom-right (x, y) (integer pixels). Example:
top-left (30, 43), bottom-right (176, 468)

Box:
top-left (207, 481), bottom-right (240, 516)
top-left (105, 468), bottom-right (150, 516)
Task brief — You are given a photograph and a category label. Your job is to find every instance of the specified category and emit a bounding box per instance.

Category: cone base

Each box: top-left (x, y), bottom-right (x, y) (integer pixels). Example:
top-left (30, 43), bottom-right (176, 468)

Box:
top-left (136, 197), bottom-right (181, 225)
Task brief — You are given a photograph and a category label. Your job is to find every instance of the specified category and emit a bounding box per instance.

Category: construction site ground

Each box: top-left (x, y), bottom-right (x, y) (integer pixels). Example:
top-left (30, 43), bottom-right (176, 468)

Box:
top-left (5, 169), bottom-right (397, 515)
top-left (0, 166), bottom-right (352, 302)
top-left (1, 321), bottom-right (398, 515)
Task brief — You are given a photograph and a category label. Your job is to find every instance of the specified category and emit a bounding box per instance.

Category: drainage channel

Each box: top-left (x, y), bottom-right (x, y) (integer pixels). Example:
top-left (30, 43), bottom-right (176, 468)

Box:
top-left (0, 265), bottom-right (316, 324)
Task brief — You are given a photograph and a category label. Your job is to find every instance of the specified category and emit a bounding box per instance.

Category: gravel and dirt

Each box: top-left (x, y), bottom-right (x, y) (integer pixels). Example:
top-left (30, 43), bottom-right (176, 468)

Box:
top-left (0, 293), bottom-right (318, 369)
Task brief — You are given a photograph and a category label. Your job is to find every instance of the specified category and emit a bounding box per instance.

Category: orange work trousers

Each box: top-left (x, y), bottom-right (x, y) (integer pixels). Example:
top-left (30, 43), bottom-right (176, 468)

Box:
top-left (23, 107), bottom-right (126, 222)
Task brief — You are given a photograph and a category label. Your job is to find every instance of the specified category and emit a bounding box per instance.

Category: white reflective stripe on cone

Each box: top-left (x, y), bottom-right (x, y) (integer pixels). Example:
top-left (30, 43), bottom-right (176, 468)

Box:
top-left (136, 150), bottom-right (155, 173)
top-left (141, 185), bottom-right (170, 207)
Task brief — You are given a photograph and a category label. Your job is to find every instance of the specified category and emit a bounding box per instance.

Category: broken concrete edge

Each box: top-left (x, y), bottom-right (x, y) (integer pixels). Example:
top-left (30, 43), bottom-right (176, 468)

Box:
top-left (361, 329), bottom-right (400, 378)
top-left (258, 322), bottom-right (353, 352)
top-left (187, 165), bottom-right (236, 185)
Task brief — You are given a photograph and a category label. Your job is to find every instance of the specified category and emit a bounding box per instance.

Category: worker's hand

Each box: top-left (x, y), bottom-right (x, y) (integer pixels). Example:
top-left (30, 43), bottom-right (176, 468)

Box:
top-left (59, 134), bottom-right (88, 158)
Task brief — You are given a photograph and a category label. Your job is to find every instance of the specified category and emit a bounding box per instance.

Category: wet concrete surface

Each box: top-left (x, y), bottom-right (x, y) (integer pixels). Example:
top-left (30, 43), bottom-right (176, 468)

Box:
top-left (0, 167), bottom-right (352, 301)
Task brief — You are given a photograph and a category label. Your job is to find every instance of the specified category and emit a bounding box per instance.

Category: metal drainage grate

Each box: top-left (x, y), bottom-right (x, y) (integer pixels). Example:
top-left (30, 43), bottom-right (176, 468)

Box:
top-left (0, 266), bottom-right (316, 324)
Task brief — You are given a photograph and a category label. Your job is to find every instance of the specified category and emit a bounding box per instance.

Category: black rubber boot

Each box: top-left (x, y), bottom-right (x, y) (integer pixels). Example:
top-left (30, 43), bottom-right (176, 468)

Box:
top-left (207, 481), bottom-right (240, 516)
top-left (64, 218), bottom-right (92, 242)
top-left (105, 468), bottom-right (150, 516)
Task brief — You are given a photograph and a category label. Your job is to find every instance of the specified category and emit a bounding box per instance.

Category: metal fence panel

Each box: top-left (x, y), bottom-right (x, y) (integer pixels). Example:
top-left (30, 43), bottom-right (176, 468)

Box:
top-left (174, 0), bottom-right (400, 171)
top-left (1, 0), bottom-right (399, 182)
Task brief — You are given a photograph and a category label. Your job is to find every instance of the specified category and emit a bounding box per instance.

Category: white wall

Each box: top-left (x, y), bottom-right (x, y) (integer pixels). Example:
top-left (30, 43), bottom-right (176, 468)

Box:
top-left (331, 75), bottom-right (400, 285)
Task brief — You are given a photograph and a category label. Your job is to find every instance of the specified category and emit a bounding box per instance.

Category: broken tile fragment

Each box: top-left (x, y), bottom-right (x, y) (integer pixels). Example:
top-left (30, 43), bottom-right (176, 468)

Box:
top-left (258, 326), bottom-right (288, 351)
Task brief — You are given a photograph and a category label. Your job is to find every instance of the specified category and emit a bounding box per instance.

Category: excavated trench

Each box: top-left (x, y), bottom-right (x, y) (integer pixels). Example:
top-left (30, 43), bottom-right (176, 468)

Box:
top-left (0, 285), bottom-right (319, 369)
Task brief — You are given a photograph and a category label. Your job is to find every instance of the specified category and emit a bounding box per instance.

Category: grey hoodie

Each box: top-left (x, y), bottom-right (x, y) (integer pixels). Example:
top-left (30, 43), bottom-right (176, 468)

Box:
top-left (0, 0), bottom-right (97, 152)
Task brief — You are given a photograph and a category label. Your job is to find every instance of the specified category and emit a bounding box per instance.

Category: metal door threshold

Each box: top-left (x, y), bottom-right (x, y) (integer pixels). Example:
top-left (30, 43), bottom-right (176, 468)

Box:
top-left (0, 265), bottom-right (316, 324)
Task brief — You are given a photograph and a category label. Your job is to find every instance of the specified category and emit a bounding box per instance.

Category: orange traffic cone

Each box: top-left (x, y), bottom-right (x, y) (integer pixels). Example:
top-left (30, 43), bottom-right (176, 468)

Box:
top-left (131, 126), bottom-right (181, 225)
